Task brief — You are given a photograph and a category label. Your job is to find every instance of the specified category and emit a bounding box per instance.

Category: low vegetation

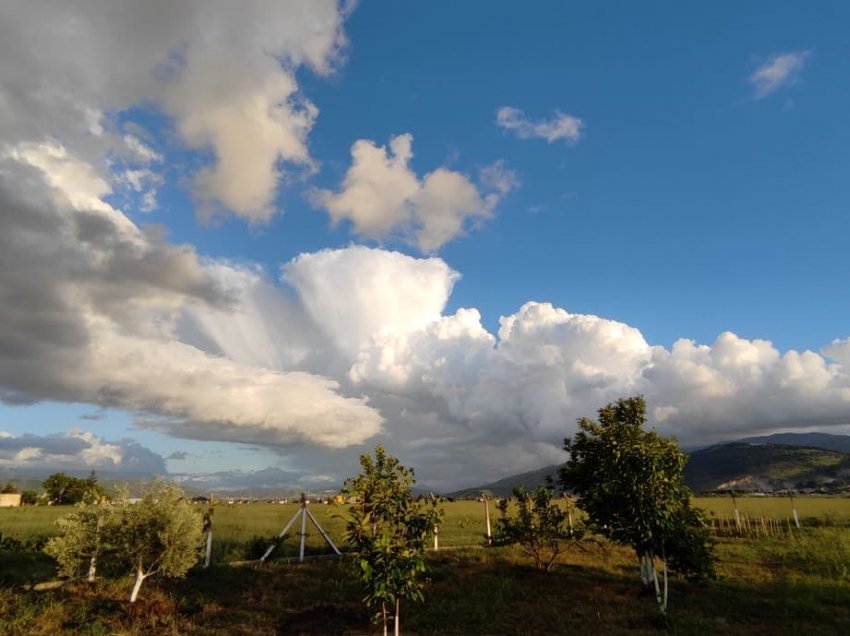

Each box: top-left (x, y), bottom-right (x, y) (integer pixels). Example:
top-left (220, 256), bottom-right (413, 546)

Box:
top-left (494, 483), bottom-right (576, 572)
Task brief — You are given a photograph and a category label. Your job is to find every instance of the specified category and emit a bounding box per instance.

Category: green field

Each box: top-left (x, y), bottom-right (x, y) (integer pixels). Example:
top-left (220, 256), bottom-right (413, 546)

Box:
top-left (693, 495), bottom-right (850, 522)
top-left (4, 496), bottom-right (850, 563)
top-left (3, 498), bottom-right (850, 634)
top-left (1, 499), bottom-right (501, 563)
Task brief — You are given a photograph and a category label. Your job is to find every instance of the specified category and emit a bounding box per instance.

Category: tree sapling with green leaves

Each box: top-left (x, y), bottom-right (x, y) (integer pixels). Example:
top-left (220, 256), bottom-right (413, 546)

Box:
top-left (343, 446), bottom-right (443, 636)
top-left (495, 481), bottom-right (577, 572)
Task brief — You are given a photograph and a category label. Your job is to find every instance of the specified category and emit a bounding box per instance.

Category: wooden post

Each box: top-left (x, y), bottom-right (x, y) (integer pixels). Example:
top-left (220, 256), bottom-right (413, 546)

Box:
top-left (789, 491), bottom-right (801, 529)
top-left (299, 495), bottom-right (308, 562)
top-left (730, 492), bottom-right (741, 534)
top-left (203, 494), bottom-right (214, 568)
top-left (433, 524), bottom-right (439, 551)
top-left (483, 495), bottom-right (492, 545)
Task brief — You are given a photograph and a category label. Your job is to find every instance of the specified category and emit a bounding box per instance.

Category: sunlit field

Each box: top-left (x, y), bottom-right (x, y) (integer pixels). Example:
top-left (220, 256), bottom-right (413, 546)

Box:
top-left (3, 497), bottom-right (850, 634)
top-left (4, 496), bottom-right (850, 561)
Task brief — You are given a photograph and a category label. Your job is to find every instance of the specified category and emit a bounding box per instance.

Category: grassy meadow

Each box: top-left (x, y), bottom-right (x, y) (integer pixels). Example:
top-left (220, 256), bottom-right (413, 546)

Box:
top-left (2, 497), bottom-right (850, 634)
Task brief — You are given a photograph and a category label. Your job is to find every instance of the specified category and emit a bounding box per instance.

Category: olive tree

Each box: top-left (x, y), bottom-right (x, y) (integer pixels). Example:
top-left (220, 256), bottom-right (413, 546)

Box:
top-left (45, 481), bottom-right (204, 603)
top-left (560, 396), bottom-right (713, 613)
top-left (343, 446), bottom-right (442, 636)
top-left (45, 492), bottom-right (108, 582)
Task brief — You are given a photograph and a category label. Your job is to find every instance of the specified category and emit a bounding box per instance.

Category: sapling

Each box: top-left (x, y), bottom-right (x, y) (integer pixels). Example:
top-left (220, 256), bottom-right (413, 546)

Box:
top-left (343, 446), bottom-right (443, 636)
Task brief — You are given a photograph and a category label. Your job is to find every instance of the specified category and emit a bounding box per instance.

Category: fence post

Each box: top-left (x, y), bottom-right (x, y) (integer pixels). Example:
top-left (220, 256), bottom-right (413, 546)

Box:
top-left (483, 495), bottom-right (492, 545)
top-left (203, 494), bottom-right (214, 569)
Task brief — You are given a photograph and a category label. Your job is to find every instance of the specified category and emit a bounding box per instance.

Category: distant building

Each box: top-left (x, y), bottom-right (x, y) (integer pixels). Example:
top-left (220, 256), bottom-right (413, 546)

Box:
top-left (0, 493), bottom-right (22, 507)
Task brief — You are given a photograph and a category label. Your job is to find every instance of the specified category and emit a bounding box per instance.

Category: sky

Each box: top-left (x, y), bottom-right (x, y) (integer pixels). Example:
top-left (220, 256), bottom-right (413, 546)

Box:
top-left (1, 1), bottom-right (849, 491)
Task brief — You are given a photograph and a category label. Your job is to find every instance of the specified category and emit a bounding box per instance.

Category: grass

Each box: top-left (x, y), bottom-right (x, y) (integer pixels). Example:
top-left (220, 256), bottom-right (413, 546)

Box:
top-left (3, 498), bottom-right (850, 633)
top-left (2, 535), bottom-right (850, 635)
top-left (693, 495), bottom-right (850, 525)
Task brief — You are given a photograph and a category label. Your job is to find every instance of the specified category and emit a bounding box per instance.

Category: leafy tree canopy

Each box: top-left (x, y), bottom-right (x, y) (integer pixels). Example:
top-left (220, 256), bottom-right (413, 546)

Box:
top-left (560, 396), bottom-right (714, 583)
top-left (45, 480), bottom-right (204, 603)
top-left (343, 445), bottom-right (443, 636)
top-left (42, 471), bottom-right (105, 505)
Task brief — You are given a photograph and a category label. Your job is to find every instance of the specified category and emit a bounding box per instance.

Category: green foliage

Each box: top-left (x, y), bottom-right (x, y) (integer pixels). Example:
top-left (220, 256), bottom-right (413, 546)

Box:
top-left (20, 489), bottom-right (39, 505)
top-left (44, 480), bottom-right (204, 602)
top-left (42, 472), bottom-right (105, 505)
top-left (343, 445), bottom-right (443, 633)
top-left (1, 481), bottom-right (19, 494)
top-left (561, 395), bottom-right (714, 581)
top-left (44, 493), bottom-right (109, 579)
top-left (495, 482), bottom-right (577, 571)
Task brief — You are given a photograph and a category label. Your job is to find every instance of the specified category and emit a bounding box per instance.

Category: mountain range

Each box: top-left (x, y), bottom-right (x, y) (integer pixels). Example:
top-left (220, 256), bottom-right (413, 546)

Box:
top-left (449, 432), bottom-right (850, 497)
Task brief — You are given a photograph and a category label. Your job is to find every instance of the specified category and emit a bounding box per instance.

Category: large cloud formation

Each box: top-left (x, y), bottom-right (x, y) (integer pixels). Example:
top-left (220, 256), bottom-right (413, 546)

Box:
top-left (0, 152), bottom-right (382, 448)
top-left (188, 246), bottom-right (850, 487)
top-left (0, 1), bottom-right (384, 449)
top-left (0, 0), bottom-right (346, 222)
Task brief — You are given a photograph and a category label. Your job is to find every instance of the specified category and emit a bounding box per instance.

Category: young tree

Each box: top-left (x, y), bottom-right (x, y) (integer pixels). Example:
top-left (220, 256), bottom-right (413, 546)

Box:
top-left (560, 396), bottom-right (713, 613)
top-left (45, 481), bottom-right (204, 602)
top-left (343, 446), bottom-right (443, 636)
top-left (495, 481), bottom-right (576, 572)
top-left (111, 481), bottom-right (204, 602)
top-left (44, 492), bottom-right (109, 582)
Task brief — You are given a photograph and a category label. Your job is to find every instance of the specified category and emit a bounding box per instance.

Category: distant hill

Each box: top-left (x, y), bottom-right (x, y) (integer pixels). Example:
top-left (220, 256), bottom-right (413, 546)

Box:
top-left (449, 434), bottom-right (850, 498)
top-left (737, 432), bottom-right (850, 453)
top-left (449, 464), bottom-right (562, 499)
top-left (684, 442), bottom-right (850, 493)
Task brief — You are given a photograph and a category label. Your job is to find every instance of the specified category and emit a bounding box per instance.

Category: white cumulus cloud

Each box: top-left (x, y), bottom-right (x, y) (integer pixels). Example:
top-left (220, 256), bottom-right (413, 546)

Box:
top-left (314, 134), bottom-right (515, 251)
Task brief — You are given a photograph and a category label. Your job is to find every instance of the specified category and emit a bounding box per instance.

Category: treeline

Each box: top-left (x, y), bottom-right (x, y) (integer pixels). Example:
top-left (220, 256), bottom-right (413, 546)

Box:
top-left (2, 470), bottom-right (106, 505)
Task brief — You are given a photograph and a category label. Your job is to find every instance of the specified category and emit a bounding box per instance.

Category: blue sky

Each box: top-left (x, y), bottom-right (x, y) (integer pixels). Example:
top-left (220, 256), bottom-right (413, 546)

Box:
top-left (1, 2), bottom-right (848, 490)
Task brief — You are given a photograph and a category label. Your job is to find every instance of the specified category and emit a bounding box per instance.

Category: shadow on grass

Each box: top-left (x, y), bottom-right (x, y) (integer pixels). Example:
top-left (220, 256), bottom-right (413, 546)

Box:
top-left (0, 550), bottom-right (56, 587)
top-left (3, 546), bottom-right (850, 635)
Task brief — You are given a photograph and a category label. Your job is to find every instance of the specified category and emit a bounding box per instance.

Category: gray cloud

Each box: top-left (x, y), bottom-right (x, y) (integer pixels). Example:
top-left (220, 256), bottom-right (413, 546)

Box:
top-left (0, 430), bottom-right (167, 478)
top-left (0, 0), bottom-right (347, 222)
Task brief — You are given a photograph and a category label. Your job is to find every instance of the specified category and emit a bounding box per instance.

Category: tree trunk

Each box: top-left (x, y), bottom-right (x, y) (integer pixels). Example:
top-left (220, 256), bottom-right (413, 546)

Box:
top-left (394, 598), bottom-right (400, 636)
top-left (639, 551), bottom-right (656, 589)
top-left (129, 569), bottom-right (147, 603)
top-left (382, 602), bottom-right (388, 636)
top-left (204, 529), bottom-right (213, 568)
top-left (87, 554), bottom-right (97, 582)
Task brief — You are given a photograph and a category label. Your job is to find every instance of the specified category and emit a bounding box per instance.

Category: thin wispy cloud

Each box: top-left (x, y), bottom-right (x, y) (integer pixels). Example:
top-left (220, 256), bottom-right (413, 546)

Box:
top-left (496, 107), bottom-right (583, 144)
top-left (750, 50), bottom-right (811, 99)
